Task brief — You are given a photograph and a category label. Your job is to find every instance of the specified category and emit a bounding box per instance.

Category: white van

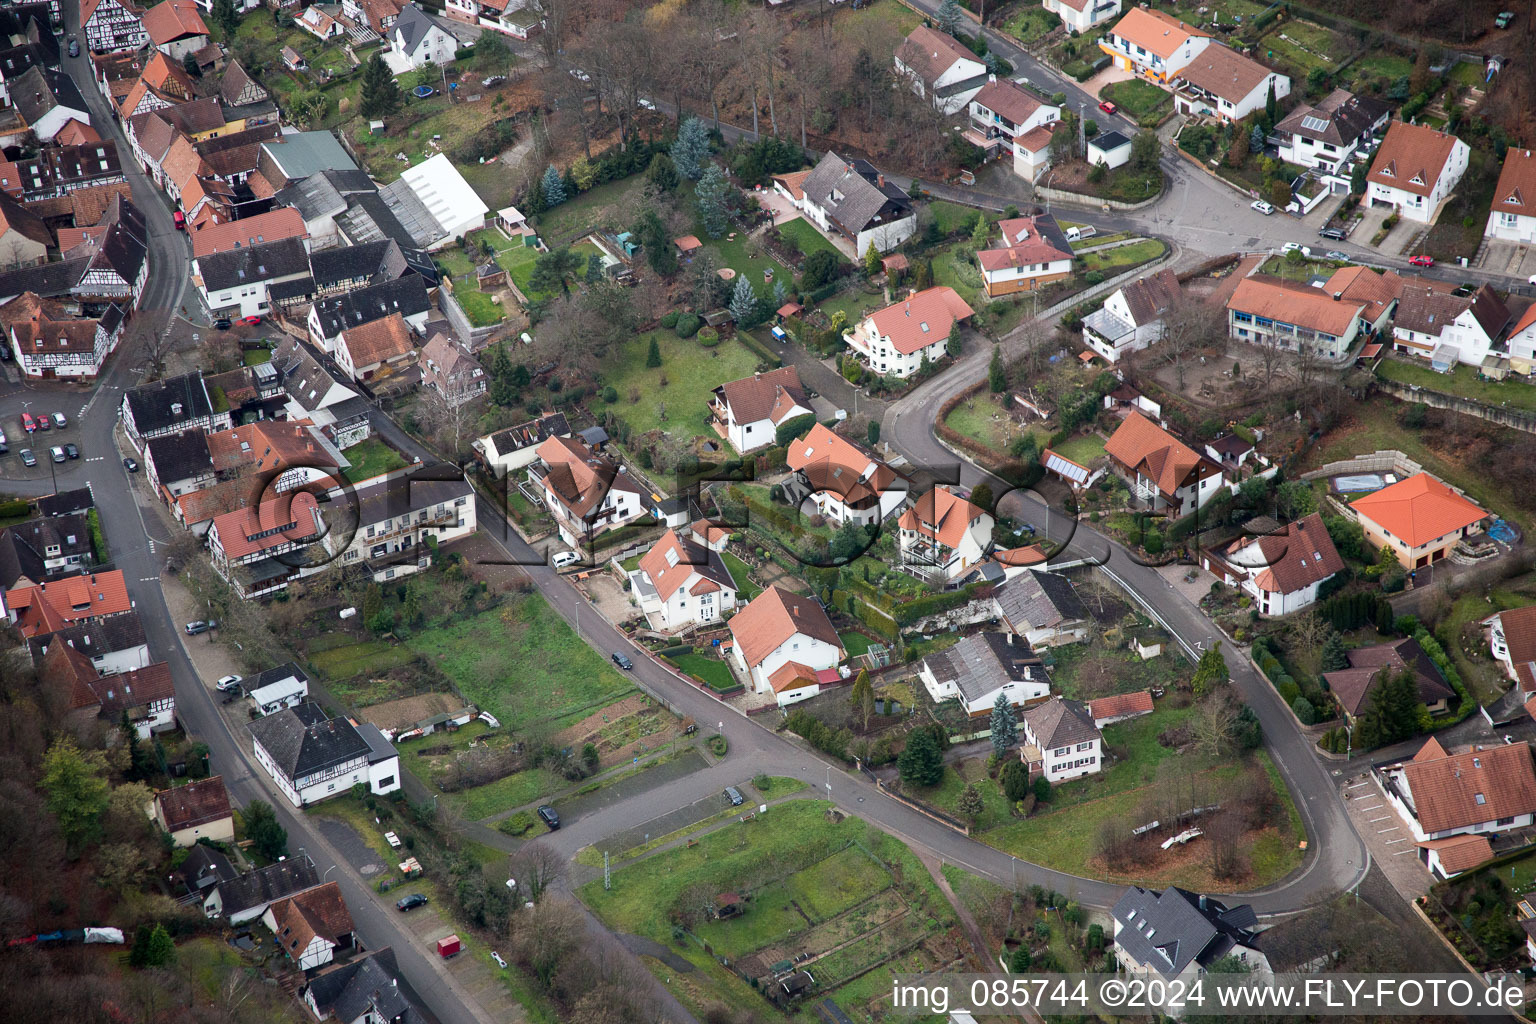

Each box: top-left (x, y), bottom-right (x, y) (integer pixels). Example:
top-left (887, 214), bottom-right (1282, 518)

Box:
top-left (551, 550), bottom-right (581, 568)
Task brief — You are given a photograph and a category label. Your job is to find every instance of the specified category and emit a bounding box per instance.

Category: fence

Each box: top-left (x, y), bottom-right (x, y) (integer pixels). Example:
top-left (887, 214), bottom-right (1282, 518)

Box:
top-left (1299, 449), bottom-right (1422, 482)
top-left (860, 765), bottom-right (971, 836)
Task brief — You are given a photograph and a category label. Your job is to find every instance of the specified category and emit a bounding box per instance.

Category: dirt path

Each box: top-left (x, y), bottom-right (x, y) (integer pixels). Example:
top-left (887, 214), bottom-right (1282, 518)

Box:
top-left (917, 850), bottom-right (996, 972)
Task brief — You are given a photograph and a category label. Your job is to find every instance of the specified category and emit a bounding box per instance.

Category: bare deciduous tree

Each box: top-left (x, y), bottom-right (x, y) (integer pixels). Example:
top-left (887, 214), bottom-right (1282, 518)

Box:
top-left (1191, 692), bottom-right (1242, 757)
top-left (508, 841), bottom-right (564, 903)
top-left (1207, 810), bottom-right (1245, 880)
top-left (1159, 298), bottom-right (1228, 390)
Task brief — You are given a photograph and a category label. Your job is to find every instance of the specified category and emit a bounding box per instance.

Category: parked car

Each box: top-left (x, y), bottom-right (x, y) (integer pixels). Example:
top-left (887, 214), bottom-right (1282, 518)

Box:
top-left (725, 786), bottom-right (744, 806)
top-left (63, 443), bottom-right (79, 459)
top-left (1409, 254), bottom-right (1435, 267)
top-left (385, 831), bottom-right (402, 848)
top-left (1325, 250), bottom-right (1350, 262)
top-left (49, 446), bottom-right (65, 463)
top-left (0, 426), bottom-right (7, 444)
top-left (537, 805), bottom-right (560, 829)
top-left (68, 38), bottom-right (79, 57)
top-left (637, 97), bottom-right (656, 110)
top-left (172, 210), bottom-right (185, 230)
top-left (240, 315), bottom-right (261, 326)
top-left (480, 75), bottom-right (506, 87)
top-left (551, 550), bottom-right (580, 568)
top-left (1318, 226), bottom-right (1348, 241)
top-left (611, 651), bottom-right (634, 670)
top-left (19, 412), bottom-right (34, 433)
top-left (20, 448), bottom-right (34, 467)
top-left (1098, 99), bottom-right (1117, 115)
top-left (1250, 200), bottom-right (1275, 215)
top-left (34, 414), bottom-right (48, 431)
top-left (0, 443), bottom-right (7, 455)
top-left (213, 317), bottom-right (232, 330)
top-left (1281, 242), bottom-right (1311, 257)
top-left (185, 620), bottom-right (216, 635)
top-left (123, 456), bottom-right (138, 472)
top-left (395, 893), bottom-right (429, 912)
top-left (215, 674), bottom-right (242, 693)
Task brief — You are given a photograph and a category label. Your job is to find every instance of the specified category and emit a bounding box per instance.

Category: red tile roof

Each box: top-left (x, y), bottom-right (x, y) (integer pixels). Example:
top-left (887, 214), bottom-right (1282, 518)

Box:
top-left (1399, 741), bottom-right (1536, 835)
top-left (1087, 690), bottom-right (1154, 722)
top-left (785, 423), bottom-right (901, 511)
top-left (1103, 412), bottom-right (1213, 501)
top-left (209, 490), bottom-right (322, 561)
top-left (862, 286), bottom-right (974, 355)
top-left (713, 366), bottom-right (808, 426)
top-left (895, 25), bottom-right (981, 88)
top-left (728, 585), bottom-right (842, 669)
top-left (970, 79), bottom-right (1048, 128)
top-left (1242, 513), bottom-right (1345, 595)
top-left (143, 0), bottom-right (208, 45)
top-left (1108, 7), bottom-right (1209, 61)
top-left (1498, 605), bottom-right (1536, 690)
top-left (6, 571), bottom-right (132, 637)
top-left (191, 207), bottom-right (308, 259)
top-left (1491, 148), bottom-right (1536, 222)
top-left (1351, 473), bottom-right (1486, 549)
top-left (897, 485), bottom-right (989, 550)
top-left (1367, 121), bottom-right (1463, 199)
top-left (1417, 834), bottom-right (1492, 875)
top-left (267, 881), bottom-right (354, 955)
top-left (1228, 275), bottom-right (1364, 337)
top-left (637, 528), bottom-right (733, 602)
top-left (767, 660), bottom-right (822, 694)
top-left (339, 312), bottom-right (415, 369)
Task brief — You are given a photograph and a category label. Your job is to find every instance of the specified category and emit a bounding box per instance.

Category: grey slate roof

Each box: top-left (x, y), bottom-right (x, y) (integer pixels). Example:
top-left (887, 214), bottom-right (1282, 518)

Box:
top-left (303, 948), bottom-right (427, 1024)
top-left (310, 275), bottom-right (430, 339)
top-left (275, 337), bottom-right (361, 412)
top-left (377, 177), bottom-right (449, 248)
top-left (922, 631), bottom-right (1045, 704)
top-left (485, 412), bottom-right (570, 458)
top-left (994, 569), bottom-right (1086, 632)
top-left (350, 463), bottom-right (471, 524)
top-left (801, 151), bottom-right (912, 236)
top-left (1021, 697), bottom-right (1099, 750)
top-left (1111, 886), bottom-right (1259, 979)
top-left (1273, 88), bottom-right (1390, 148)
top-left (125, 371), bottom-right (214, 435)
top-left (28, 609), bottom-right (147, 667)
top-left (11, 65), bottom-right (86, 127)
top-left (0, 256), bottom-right (88, 299)
top-left (198, 236), bottom-right (311, 291)
top-left (392, 3), bottom-right (437, 52)
top-left (37, 487), bottom-right (94, 517)
top-left (176, 844), bottom-right (237, 896)
top-left (90, 197), bottom-right (148, 287)
top-left (245, 660), bottom-right (309, 695)
top-left (259, 130), bottom-right (357, 183)
top-left (336, 189), bottom-right (420, 249)
top-left (248, 703), bottom-right (372, 780)
top-left (266, 275), bottom-right (315, 302)
top-left (309, 239), bottom-right (404, 289)
top-left (146, 428), bottom-right (213, 484)
top-left (212, 857), bottom-right (320, 918)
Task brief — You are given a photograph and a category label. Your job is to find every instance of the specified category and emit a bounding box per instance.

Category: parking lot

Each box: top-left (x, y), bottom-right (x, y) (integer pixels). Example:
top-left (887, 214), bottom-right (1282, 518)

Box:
top-left (1341, 771), bottom-right (1432, 900)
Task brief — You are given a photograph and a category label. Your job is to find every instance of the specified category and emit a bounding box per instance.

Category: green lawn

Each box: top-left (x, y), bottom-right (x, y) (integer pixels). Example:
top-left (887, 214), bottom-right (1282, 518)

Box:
top-left (927, 200), bottom-right (986, 236)
top-left (454, 288), bottom-right (506, 327)
top-left (533, 176), bottom-right (647, 242)
top-left (944, 395), bottom-right (1047, 454)
top-left (1051, 432), bottom-right (1107, 465)
top-left (407, 595), bottom-right (635, 735)
top-left (813, 285), bottom-right (883, 328)
top-left (777, 217), bottom-right (847, 263)
top-left (1078, 238), bottom-right (1167, 274)
top-left (751, 775), bottom-right (809, 799)
top-left (720, 550), bottom-right (761, 600)
top-left (341, 437), bottom-right (408, 484)
top-left (496, 244), bottom-right (542, 299)
top-left (1348, 52), bottom-right (1413, 81)
top-left (242, 347), bottom-right (271, 366)
top-left (1003, 6), bottom-right (1058, 46)
top-left (437, 247), bottom-right (476, 279)
top-left (931, 242), bottom-right (987, 310)
top-left (839, 631), bottom-right (876, 657)
top-left (1098, 79), bottom-right (1173, 128)
top-left (1377, 358), bottom-right (1536, 413)
top-left (605, 332), bottom-right (762, 439)
top-left (667, 652), bottom-right (736, 691)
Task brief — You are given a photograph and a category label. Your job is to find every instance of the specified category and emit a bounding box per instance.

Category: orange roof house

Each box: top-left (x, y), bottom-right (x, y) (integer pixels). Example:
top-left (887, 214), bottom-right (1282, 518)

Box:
top-left (1417, 834), bottom-right (1493, 879)
top-left (191, 207), bottom-right (308, 259)
top-left (1351, 473), bottom-right (1488, 568)
top-left (5, 570), bottom-right (132, 637)
top-left (728, 585), bottom-right (844, 703)
top-left (143, 0), bottom-right (208, 50)
top-left (1101, 8), bottom-right (1210, 80)
top-left (1388, 739), bottom-right (1536, 840)
top-left (1201, 512), bottom-right (1345, 616)
top-left (785, 422), bottom-right (906, 525)
top-left (1489, 147), bottom-right (1536, 241)
top-left (896, 485), bottom-right (993, 581)
top-left (855, 286), bottom-right (974, 355)
top-left (1087, 690), bottom-right (1154, 727)
top-left (1103, 412), bottom-right (1222, 516)
top-left (263, 881), bottom-right (355, 970)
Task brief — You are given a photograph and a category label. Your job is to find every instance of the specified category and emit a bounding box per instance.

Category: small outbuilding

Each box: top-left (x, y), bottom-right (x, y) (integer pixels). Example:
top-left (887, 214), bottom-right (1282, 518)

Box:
top-left (1087, 130), bottom-right (1133, 171)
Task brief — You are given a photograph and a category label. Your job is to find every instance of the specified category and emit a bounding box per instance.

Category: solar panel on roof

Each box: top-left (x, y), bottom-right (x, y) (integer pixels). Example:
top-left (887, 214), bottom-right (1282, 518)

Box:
top-left (1300, 115), bottom-right (1330, 133)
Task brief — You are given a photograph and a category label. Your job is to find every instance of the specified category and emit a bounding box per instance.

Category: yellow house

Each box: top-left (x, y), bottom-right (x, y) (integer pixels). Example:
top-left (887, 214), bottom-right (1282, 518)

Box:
top-left (1350, 473), bottom-right (1489, 570)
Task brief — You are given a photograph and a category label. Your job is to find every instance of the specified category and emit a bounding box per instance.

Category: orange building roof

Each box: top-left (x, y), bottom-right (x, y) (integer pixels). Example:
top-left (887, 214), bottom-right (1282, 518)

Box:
top-left (6, 570), bottom-right (132, 637)
top-left (862, 286), bottom-right (974, 355)
top-left (897, 485), bottom-right (989, 550)
top-left (1103, 412), bottom-right (1213, 501)
top-left (1351, 473), bottom-right (1487, 548)
top-left (728, 586), bottom-right (842, 669)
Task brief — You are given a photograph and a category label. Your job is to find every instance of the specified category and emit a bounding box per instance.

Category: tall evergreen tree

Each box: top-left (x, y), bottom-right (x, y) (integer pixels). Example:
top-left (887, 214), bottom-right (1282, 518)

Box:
top-left (946, 318), bottom-right (963, 357)
top-left (1265, 81), bottom-right (1277, 126)
top-left (210, 0), bottom-right (239, 37)
top-left (728, 275), bottom-right (757, 324)
top-left (646, 152), bottom-right (679, 191)
top-left (670, 117), bottom-right (711, 181)
top-left (988, 345), bottom-right (1007, 392)
top-left (772, 278), bottom-right (789, 309)
top-left (645, 336), bottom-right (662, 368)
top-left (1192, 644), bottom-right (1230, 698)
top-left (585, 252), bottom-right (604, 284)
top-left (936, 0), bottom-right (964, 36)
top-left (1320, 630), bottom-right (1349, 672)
top-left (695, 162), bottom-right (731, 237)
top-left (898, 726), bottom-right (944, 786)
top-left (359, 54), bottom-right (401, 119)
top-left (541, 165), bottom-right (567, 207)
top-left (863, 241), bottom-right (881, 278)
top-left (989, 692), bottom-right (1017, 760)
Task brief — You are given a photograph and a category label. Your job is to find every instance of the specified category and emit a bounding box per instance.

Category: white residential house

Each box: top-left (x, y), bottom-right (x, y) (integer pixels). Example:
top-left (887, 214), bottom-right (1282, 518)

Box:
top-left (392, 5), bottom-right (460, 69)
top-left (966, 77), bottom-right (1059, 165)
top-left (628, 527), bottom-right (738, 633)
top-left (261, 882), bottom-right (354, 972)
top-left (709, 366), bottom-right (812, 455)
top-left (1390, 284), bottom-right (1511, 369)
top-left (83, 0), bottom-right (150, 53)
top-left (1098, 7), bottom-right (1210, 83)
top-left (1380, 738), bottom-right (1536, 843)
top-left (1111, 887), bottom-right (1267, 991)
top-left (1020, 698), bottom-right (1102, 782)
top-left (785, 423), bottom-right (908, 526)
top-left (1171, 44), bottom-right (1290, 123)
top-left (918, 631), bottom-right (1050, 717)
top-left (1012, 121), bottom-right (1058, 182)
top-left (529, 435), bottom-right (647, 549)
top-left (326, 467), bottom-right (476, 583)
top-left (1082, 268), bottom-right (1180, 362)
top-left (193, 237), bottom-right (312, 319)
top-left (333, 313), bottom-right (418, 384)
top-left (1508, 303), bottom-right (1536, 376)
top-left (444, 0), bottom-right (543, 39)
top-left (977, 215), bottom-right (1074, 298)
top-left (728, 586), bottom-right (844, 706)
top-left (472, 412), bottom-right (571, 477)
top-left (1272, 89), bottom-right (1391, 176)
top-left (1487, 148), bottom-right (1536, 245)
top-left (843, 286), bottom-right (975, 379)
top-left (1043, 0), bottom-right (1121, 34)
top-left (993, 570), bottom-right (1090, 649)
top-left (893, 25), bottom-right (989, 116)
top-left (896, 485), bottom-right (994, 583)
top-left (1104, 412), bottom-right (1223, 516)
top-left (151, 775), bottom-right (234, 848)
top-left (1226, 275), bottom-right (1365, 361)
top-left (1201, 513), bottom-right (1344, 617)
top-left (800, 151), bottom-right (917, 255)
top-left (1486, 604), bottom-right (1536, 691)
top-left (1365, 121), bottom-right (1470, 224)
top-left (249, 703), bottom-right (401, 808)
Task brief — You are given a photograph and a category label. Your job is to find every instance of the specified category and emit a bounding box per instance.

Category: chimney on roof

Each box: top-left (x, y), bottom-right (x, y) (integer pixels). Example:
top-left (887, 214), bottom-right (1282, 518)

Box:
top-left (877, 173), bottom-right (885, 189)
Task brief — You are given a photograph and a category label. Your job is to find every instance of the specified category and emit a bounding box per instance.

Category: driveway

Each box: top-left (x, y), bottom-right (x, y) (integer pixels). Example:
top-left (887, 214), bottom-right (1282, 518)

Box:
top-left (1077, 65), bottom-right (1134, 101)
top-left (1340, 772), bottom-right (1430, 901)
top-left (757, 187), bottom-right (802, 228)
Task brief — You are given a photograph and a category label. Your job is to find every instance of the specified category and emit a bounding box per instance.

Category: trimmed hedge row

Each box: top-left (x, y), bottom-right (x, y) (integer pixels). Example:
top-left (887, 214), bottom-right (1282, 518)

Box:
top-left (736, 329), bottom-right (783, 369)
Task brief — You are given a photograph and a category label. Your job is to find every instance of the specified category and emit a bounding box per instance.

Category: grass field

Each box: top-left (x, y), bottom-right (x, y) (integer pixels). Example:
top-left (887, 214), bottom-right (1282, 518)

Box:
top-left (1051, 432), bottom-right (1107, 465)
top-left (944, 395), bottom-right (1044, 453)
top-left (928, 200), bottom-right (987, 236)
top-left (1348, 51), bottom-right (1413, 81)
top-left (454, 288), bottom-right (506, 328)
top-left (534, 176), bottom-right (647, 242)
top-left (242, 348), bottom-right (272, 366)
top-left (839, 631), bottom-right (876, 657)
top-left (1078, 238), bottom-right (1166, 273)
top-left (408, 594), bottom-right (635, 734)
top-left (1377, 359), bottom-right (1536, 413)
top-left (1098, 79), bottom-right (1173, 128)
top-left (1004, 6), bottom-right (1058, 46)
top-left (307, 635), bottom-right (417, 684)
top-left (777, 217), bottom-right (848, 263)
top-left (341, 437), bottom-right (408, 484)
top-left (931, 242), bottom-right (989, 311)
top-left (668, 652), bottom-right (736, 690)
top-left (605, 332), bottom-right (762, 439)
top-left (720, 551), bottom-right (761, 600)
top-left (752, 775), bottom-right (809, 799)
